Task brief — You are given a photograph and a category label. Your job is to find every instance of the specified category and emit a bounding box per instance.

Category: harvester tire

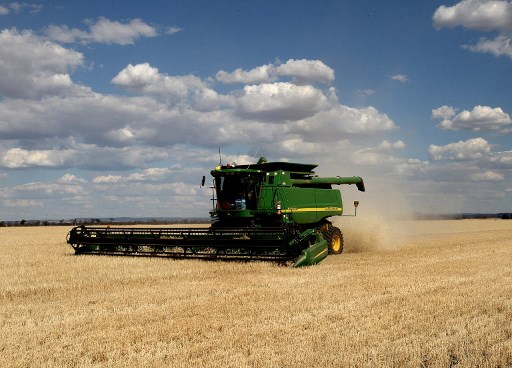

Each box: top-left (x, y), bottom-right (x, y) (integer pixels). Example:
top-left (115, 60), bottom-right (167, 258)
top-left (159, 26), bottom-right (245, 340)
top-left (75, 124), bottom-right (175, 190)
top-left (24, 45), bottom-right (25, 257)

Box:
top-left (325, 226), bottom-right (343, 255)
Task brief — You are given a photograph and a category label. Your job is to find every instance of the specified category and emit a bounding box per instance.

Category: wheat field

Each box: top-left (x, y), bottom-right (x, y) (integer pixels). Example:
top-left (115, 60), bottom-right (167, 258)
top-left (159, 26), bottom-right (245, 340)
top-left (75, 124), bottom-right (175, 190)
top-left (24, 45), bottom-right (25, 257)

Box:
top-left (1, 218), bottom-right (511, 367)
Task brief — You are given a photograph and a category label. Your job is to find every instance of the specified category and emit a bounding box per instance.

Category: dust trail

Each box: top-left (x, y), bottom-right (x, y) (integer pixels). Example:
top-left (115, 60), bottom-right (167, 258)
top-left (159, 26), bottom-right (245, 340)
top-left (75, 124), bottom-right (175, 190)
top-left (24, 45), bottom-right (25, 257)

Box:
top-left (334, 215), bottom-right (407, 253)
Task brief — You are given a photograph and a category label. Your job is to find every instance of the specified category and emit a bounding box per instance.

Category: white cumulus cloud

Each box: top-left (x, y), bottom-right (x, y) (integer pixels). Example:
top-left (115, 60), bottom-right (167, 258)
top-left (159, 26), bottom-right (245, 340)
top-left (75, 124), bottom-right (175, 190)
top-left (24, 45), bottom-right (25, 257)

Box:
top-left (0, 29), bottom-right (89, 99)
top-left (112, 63), bottom-right (217, 105)
top-left (0, 2), bottom-right (41, 15)
top-left (0, 144), bottom-right (169, 170)
top-left (216, 64), bottom-right (275, 84)
top-left (433, 0), bottom-right (512, 32)
top-left (235, 82), bottom-right (329, 121)
top-left (429, 137), bottom-right (491, 160)
top-left (433, 0), bottom-right (512, 60)
top-left (92, 175), bottom-right (123, 184)
top-left (432, 105), bottom-right (457, 120)
top-left (290, 105), bottom-right (396, 141)
top-left (0, 147), bottom-right (75, 168)
top-left (377, 140), bottom-right (406, 151)
top-left (464, 34), bottom-right (512, 59)
top-left (471, 170), bottom-right (505, 182)
top-left (216, 59), bottom-right (334, 85)
top-left (391, 74), bottom-right (409, 83)
top-left (487, 150), bottom-right (512, 169)
top-left (57, 174), bottom-right (87, 184)
top-left (44, 17), bottom-right (158, 45)
top-left (434, 105), bottom-right (512, 132)
top-left (275, 59), bottom-right (335, 84)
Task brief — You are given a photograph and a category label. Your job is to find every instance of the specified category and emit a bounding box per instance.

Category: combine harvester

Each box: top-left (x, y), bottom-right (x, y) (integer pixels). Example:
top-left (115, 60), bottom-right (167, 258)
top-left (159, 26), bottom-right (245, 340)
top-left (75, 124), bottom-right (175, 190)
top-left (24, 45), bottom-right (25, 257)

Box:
top-left (67, 157), bottom-right (365, 267)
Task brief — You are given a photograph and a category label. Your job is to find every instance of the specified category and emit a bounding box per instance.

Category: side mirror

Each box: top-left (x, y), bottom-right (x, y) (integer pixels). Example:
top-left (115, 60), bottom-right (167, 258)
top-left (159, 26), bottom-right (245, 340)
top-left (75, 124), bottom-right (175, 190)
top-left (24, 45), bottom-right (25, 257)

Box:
top-left (201, 176), bottom-right (206, 187)
top-left (354, 201), bottom-right (359, 216)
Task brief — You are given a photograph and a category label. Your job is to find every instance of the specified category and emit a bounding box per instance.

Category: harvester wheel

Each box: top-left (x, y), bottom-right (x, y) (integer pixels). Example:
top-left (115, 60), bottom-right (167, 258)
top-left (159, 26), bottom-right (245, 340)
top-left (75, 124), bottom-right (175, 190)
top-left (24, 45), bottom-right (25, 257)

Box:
top-left (325, 226), bottom-right (343, 255)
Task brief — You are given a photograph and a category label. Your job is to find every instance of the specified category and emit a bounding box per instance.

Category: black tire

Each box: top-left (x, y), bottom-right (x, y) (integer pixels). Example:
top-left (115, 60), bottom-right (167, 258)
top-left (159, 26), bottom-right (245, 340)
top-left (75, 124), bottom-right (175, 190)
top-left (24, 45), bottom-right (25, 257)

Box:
top-left (324, 226), bottom-right (344, 255)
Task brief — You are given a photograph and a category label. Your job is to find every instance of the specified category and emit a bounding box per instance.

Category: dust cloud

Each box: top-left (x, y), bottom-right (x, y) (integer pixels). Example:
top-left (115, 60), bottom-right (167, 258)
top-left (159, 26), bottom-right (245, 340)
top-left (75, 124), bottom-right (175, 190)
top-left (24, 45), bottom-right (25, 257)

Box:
top-left (335, 184), bottom-right (418, 253)
top-left (334, 215), bottom-right (397, 253)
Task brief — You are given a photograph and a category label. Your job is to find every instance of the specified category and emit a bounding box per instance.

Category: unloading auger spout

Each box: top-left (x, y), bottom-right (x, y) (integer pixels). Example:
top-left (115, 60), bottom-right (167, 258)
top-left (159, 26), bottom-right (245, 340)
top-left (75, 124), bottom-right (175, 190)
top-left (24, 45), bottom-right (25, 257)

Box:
top-left (67, 157), bottom-right (365, 267)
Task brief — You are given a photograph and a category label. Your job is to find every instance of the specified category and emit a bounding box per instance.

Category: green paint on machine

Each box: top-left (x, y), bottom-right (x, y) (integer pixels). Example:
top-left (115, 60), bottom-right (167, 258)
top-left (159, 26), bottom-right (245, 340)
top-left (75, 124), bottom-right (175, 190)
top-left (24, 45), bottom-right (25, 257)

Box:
top-left (67, 157), bottom-right (365, 267)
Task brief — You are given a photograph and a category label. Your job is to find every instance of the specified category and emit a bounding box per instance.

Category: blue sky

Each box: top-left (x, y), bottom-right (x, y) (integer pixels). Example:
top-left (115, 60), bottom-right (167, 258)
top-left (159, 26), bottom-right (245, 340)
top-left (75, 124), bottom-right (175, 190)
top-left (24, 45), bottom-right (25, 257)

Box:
top-left (1, 0), bottom-right (512, 220)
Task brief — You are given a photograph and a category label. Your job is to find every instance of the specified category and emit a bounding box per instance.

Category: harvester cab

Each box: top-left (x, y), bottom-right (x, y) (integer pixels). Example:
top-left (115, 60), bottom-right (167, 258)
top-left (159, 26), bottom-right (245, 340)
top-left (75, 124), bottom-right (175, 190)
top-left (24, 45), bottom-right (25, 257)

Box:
top-left (208, 158), bottom-right (364, 229)
top-left (67, 157), bottom-right (365, 267)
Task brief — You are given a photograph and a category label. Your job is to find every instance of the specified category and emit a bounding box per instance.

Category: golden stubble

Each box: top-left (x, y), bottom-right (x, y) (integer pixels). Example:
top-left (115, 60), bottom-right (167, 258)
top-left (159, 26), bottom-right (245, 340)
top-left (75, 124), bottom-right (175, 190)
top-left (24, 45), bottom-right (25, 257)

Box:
top-left (0, 220), bottom-right (511, 367)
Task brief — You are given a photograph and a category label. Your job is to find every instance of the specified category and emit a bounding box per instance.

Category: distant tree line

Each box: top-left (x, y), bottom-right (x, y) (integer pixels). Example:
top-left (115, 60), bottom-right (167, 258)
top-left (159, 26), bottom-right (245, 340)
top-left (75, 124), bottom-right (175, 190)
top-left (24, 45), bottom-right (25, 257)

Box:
top-left (413, 213), bottom-right (512, 220)
top-left (0, 217), bottom-right (210, 227)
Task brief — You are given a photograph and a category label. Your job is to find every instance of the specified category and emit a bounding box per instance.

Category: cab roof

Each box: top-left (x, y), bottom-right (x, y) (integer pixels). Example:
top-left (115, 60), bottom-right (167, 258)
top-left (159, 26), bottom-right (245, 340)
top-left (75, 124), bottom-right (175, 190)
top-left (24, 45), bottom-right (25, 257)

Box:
top-left (214, 161), bottom-right (317, 174)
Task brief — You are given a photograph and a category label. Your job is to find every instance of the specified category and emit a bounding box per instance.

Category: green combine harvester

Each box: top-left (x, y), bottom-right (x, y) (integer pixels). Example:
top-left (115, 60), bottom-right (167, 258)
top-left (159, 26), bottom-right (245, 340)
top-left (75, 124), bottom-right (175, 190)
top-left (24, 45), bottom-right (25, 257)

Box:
top-left (67, 157), bottom-right (365, 267)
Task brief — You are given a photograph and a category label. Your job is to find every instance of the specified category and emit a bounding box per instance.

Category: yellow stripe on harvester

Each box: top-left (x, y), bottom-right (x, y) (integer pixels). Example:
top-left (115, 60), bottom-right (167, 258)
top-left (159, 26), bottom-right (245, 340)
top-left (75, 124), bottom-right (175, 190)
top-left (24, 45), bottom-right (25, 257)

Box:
top-left (313, 248), bottom-right (328, 260)
top-left (282, 207), bottom-right (342, 213)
